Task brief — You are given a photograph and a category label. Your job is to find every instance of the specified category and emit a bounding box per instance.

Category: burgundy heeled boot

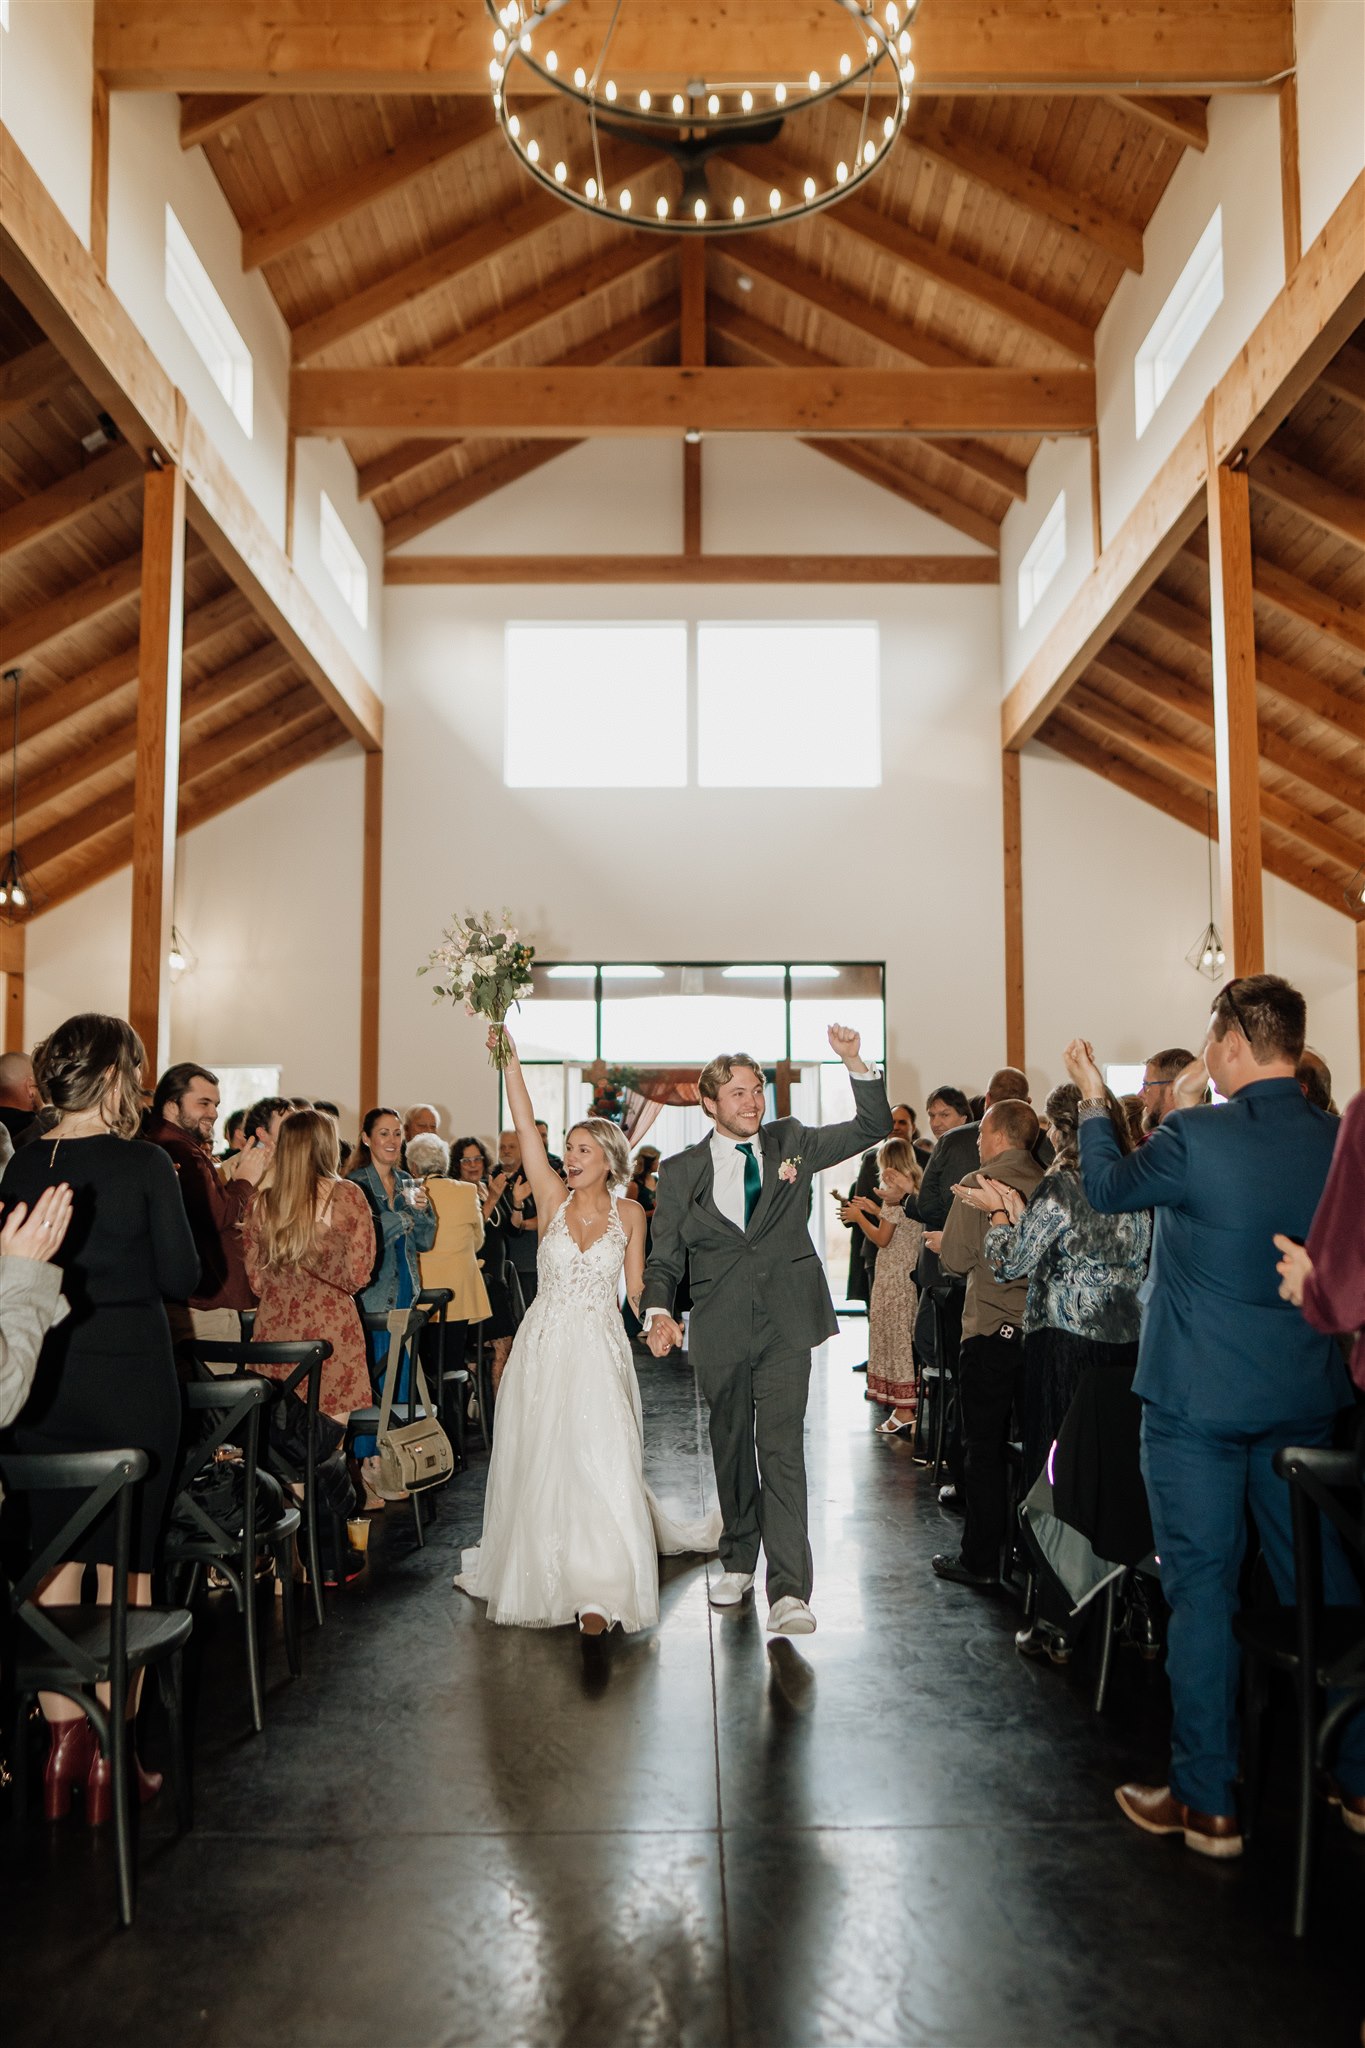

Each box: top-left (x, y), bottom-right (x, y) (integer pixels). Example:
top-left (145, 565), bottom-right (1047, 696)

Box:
top-left (85, 1736), bottom-right (163, 1828)
top-left (42, 1716), bottom-right (97, 1821)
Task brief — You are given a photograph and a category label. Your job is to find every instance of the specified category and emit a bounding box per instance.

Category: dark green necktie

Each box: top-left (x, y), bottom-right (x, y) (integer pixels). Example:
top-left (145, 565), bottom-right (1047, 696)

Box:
top-left (738, 1142), bottom-right (762, 1227)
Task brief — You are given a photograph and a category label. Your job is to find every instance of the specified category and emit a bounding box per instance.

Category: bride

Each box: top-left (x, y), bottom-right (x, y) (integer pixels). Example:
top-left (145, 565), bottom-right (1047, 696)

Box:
top-left (453, 1027), bottom-right (720, 1636)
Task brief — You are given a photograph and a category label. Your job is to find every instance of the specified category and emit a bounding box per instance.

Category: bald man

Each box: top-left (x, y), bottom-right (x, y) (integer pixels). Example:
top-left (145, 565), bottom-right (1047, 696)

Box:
top-left (0, 1053), bottom-right (39, 1148)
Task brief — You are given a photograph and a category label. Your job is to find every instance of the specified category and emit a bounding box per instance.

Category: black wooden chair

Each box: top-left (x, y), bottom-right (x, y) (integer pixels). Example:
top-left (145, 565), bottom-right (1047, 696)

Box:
top-left (349, 1306), bottom-right (442, 1547)
top-left (164, 1378), bottom-right (302, 1734)
top-left (193, 1339), bottom-right (332, 1628)
top-left (0, 1449), bottom-right (193, 1927)
top-left (1234, 1423), bottom-right (1365, 1937)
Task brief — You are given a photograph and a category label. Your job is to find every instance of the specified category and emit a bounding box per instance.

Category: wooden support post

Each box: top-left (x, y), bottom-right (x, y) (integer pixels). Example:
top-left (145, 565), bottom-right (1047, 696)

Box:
top-left (359, 748), bottom-right (382, 1114)
top-left (1204, 405), bottom-right (1264, 977)
top-left (1279, 77), bottom-right (1302, 278)
top-left (91, 72), bottom-right (110, 276)
top-left (1001, 749), bottom-right (1025, 1070)
top-left (129, 462), bottom-right (186, 1076)
top-left (680, 242), bottom-right (705, 557)
top-left (1, 923), bottom-right (24, 1055)
top-left (774, 1059), bottom-right (794, 1119)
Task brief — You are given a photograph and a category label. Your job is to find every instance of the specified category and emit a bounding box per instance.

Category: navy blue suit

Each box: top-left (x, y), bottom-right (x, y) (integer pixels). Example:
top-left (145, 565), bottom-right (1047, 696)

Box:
top-left (1081, 1079), bottom-right (1363, 1814)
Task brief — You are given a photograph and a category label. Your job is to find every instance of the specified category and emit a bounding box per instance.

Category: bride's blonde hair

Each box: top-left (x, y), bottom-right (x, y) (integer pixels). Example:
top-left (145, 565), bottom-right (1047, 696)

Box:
top-left (565, 1117), bottom-right (631, 1192)
top-left (249, 1110), bottom-right (342, 1272)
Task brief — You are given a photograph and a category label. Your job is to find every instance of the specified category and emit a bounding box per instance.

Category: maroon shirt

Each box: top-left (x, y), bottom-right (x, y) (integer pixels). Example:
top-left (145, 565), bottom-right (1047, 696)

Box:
top-left (1300, 1089), bottom-right (1365, 1391)
top-left (145, 1120), bottom-right (258, 1312)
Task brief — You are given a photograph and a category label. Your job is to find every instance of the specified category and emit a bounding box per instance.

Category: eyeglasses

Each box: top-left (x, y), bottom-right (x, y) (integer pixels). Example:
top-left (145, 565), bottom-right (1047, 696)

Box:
top-left (1221, 978), bottom-right (1255, 1044)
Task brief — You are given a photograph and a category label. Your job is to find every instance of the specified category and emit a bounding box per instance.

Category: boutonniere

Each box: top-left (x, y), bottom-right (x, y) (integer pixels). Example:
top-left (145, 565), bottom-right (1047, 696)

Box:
top-left (778, 1155), bottom-right (802, 1184)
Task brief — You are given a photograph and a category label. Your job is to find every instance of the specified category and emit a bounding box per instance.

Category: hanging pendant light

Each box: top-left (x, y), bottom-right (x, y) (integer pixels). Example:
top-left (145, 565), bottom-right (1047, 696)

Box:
top-left (1185, 792), bottom-right (1226, 981)
top-left (0, 668), bottom-right (39, 924)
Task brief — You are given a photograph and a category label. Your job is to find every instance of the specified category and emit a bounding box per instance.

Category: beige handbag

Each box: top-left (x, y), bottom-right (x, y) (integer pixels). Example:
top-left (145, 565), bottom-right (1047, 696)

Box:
top-left (375, 1310), bottom-right (454, 1495)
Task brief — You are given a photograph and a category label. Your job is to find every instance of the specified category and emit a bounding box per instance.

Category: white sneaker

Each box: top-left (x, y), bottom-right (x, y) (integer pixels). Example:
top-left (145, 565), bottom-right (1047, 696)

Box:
top-left (767, 1595), bottom-right (817, 1635)
top-left (708, 1571), bottom-right (755, 1608)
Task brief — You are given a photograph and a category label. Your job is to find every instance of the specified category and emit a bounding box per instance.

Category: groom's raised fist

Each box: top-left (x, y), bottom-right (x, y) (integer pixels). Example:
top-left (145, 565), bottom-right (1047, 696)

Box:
top-left (646, 1315), bottom-right (685, 1357)
top-left (827, 1023), bottom-right (863, 1068)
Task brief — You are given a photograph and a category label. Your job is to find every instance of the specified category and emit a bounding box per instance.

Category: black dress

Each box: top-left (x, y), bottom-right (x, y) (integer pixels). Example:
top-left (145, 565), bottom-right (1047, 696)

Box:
top-left (5, 1134), bottom-right (200, 1570)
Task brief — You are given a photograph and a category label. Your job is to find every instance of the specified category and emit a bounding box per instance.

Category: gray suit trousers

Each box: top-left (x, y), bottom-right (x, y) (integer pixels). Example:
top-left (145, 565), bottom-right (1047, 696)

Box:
top-left (693, 1304), bottom-right (813, 1602)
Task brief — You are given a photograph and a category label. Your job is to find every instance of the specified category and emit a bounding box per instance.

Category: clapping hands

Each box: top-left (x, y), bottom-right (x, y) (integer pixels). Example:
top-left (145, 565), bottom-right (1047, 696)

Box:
top-left (1062, 1037), bottom-right (1104, 1098)
top-left (0, 1183), bottom-right (73, 1263)
top-left (953, 1176), bottom-right (1026, 1224)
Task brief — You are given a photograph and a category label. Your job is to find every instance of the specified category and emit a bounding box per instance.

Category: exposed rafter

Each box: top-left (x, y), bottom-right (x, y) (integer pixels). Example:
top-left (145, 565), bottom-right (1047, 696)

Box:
top-left (0, 551), bottom-right (144, 668)
top-left (0, 444), bottom-right (143, 556)
top-left (1250, 446), bottom-right (1365, 547)
top-left (1106, 95), bottom-right (1209, 151)
top-left (1183, 530), bottom-right (1365, 659)
top-left (1137, 586), bottom-right (1365, 745)
top-left (902, 119), bottom-right (1145, 273)
top-left (179, 94), bottom-right (268, 149)
top-left (0, 339), bottom-right (71, 420)
top-left (385, 553), bottom-right (999, 585)
top-left (1319, 341), bottom-right (1365, 412)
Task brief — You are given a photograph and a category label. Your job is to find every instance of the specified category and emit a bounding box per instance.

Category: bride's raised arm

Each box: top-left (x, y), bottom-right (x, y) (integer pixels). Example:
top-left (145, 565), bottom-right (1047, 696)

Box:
top-left (490, 1026), bottom-right (568, 1225)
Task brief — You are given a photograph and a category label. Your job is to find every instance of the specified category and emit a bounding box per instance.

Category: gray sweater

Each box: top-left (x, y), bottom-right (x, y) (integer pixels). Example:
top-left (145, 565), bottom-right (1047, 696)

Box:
top-left (0, 1255), bottom-right (67, 1458)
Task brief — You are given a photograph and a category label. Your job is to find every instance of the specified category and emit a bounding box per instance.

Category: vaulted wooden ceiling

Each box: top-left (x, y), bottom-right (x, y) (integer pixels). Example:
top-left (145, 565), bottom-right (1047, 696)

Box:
top-left (0, 284), bottom-right (351, 915)
top-left (1037, 325), bottom-right (1365, 914)
top-left (184, 85), bottom-right (1200, 555)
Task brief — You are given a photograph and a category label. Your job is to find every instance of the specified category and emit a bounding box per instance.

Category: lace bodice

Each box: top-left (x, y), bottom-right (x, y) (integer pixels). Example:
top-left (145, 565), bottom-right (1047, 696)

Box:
top-left (535, 1197), bottom-right (627, 1314)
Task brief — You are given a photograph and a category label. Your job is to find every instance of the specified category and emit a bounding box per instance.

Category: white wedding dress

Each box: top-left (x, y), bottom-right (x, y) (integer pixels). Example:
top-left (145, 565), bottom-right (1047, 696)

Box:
top-left (453, 1196), bottom-right (721, 1631)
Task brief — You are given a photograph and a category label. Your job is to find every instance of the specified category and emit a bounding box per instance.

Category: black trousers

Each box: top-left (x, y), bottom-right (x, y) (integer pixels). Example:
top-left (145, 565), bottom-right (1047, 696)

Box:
top-left (958, 1328), bottom-right (1023, 1577)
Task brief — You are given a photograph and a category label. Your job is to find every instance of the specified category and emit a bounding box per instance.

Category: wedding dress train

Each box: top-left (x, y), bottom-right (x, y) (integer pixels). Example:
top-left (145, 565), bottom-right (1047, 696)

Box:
top-left (453, 1199), bottom-right (721, 1631)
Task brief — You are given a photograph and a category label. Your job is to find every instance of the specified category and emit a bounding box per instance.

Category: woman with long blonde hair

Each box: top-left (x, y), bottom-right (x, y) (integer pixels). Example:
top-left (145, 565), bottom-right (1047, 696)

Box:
top-left (243, 1109), bottom-right (377, 1425)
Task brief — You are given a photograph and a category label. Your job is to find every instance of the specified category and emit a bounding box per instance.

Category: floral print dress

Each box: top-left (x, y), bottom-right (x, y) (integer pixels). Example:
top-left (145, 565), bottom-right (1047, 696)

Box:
top-left (868, 1204), bottom-right (924, 1409)
top-left (244, 1178), bottom-right (378, 1421)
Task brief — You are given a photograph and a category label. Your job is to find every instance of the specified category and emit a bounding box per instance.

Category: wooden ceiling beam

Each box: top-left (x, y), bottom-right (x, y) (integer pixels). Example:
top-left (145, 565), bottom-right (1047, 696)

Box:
top-left (1106, 95), bottom-right (1209, 151)
top-left (94, 2), bottom-right (1297, 94)
top-left (178, 94), bottom-right (269, 148)
top-left (1185, 528), bottom-right (1365, 658)
top-left (1250, 446), bottom-right (1365, 548)
top-left (357, 240), bottom-right (664, 501)
top-left (1318, 341), bottom-right (1365, 411)
top-left (385, 552), bottom-right (999, 586)
top-left (0, 444), bottom-right (143, 556)
top-left (710, 298), bottom-right (1026, 504)
top-left (727, 145), bottom-right (1095, 364)
top-left (1041, 711), bottom-right (1346, 914)
top-left (1138, 585), bottom-right (1365, 744)
top-left (294, 364), bottom-right (1096, 439)
top-left (902, 119), bottom-right (1145, 273)
top-left (0, 550), bottom-right (143, 669)
top-left (0, 340), bottom-right (71, 421)
top-left (243, 106), bottom-right (495, 270)
top-left (712, 240), bottom-right (977, 373)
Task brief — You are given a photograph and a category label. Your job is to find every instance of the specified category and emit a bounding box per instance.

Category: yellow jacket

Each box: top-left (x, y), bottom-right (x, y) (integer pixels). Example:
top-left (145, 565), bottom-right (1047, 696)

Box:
top-left (417, 1178), bottom-right (492, 1322)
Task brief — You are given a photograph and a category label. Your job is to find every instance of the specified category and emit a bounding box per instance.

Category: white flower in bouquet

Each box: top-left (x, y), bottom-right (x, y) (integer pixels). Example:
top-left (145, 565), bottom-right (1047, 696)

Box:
top-left (420, 909), bottom-right (536, 1068)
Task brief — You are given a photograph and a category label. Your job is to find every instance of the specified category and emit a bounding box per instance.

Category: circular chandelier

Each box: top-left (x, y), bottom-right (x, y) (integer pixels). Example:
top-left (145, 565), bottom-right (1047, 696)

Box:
top-left (486, 0), bottom-right (918, 234)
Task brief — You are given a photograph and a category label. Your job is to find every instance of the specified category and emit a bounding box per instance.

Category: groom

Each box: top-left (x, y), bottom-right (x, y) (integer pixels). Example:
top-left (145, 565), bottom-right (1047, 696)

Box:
top-left (642, 1026), bottom-right (891, 1635)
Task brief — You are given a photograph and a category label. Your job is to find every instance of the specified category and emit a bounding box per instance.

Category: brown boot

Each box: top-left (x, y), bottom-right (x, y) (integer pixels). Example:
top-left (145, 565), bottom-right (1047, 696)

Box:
top-left (85, 1740), bottom-right (163, 1828)
top-left (41, 1716), bottom-right (97, 1821)
top-left (1115, 1781), bottom-right (1243, 1859)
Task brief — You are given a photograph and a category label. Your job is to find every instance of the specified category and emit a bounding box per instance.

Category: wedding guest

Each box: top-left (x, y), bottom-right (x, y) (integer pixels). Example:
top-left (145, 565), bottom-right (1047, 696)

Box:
top-left (840, 1103), bottom-right (914, 1332)
top-left (4, 1013), bottom-right (199, 1822)
top-left (218, 1108), bottom-right (247, 1161)
top-left (0, 1049), bottom-right (41, 1147)
top-left (1276, 1087), bottom-right (1365, 1399)
top-left (536, 1119), bottom-right (565, 1175)
top-left (451, 1134), bottom-right (516, 1388)
top-left (243, 1109), bottom-right (375, 1425)
top-left (0, 1183), bottom-right (75, 1468)
top-left (401, 1102), bottom-right (439, 1171)
top-left (932, 1100), bottom-right (1046, 1588)
top-left (628, 1145), bottom-right (661, 1210)
top-left (495, 1127), bottom-right (540, 1310)
top-left (409, 1131), bottom-right (491, 1384)
top-left (348, 1107), bottom-right (436, 1494)
top-left (1295, 1047), bottom-right (1336, 1115)
top-left (958, 1083), bottom-right (1150, 1659)
top-left (847, 1137), bottom-right (925, 1433)
top-left (1119, 1094), bottom-right (1146, 1149)
top-left (146, 1061), bottom-right (266, 1344)
top-left (240, 1095), bottom-right (290, 1153)
top-left (0, 1117), bottom-right (12, 1181)
top-left (1072, 977), bottom-right (1365, 1858)
top-left (313, 1099), bottom-right (341, 1123)
top-left (1138, 1047), bottom-right (1198, 1134)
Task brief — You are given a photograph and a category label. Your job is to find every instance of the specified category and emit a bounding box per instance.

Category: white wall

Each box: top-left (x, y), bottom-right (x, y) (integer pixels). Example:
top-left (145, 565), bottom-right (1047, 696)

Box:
top-left (0, 1), bottom-right (93, 245)
top-left (293, 437), bottom-right (386, 687)
top-left (998, 436), bottom-right (1096, 690)
top-left (1296, 0), bottom-right (1365, 248)
top-left (107, 93), bottom-right (291, 546)
top-left (1021, 745), bottom-right (1361, 1099)
top-left (1096, 92), bottom-right (1285, 538)
top-left (24, 868), bottom-right (132, 1043)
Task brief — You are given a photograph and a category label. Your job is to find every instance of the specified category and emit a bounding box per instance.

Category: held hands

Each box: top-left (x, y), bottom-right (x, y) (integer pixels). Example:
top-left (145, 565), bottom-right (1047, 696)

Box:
top-left (646, 1314), bottom-right (685, 1358)
top-left (1062, 1037), bottom-right (1104, 1098)
top-left (1272, 1233), bottom-right (1313, 1306)
top-left (0, 1182), bottom-right (74, 1263)
top-left (826, 1023), bottom-right (866, 1072)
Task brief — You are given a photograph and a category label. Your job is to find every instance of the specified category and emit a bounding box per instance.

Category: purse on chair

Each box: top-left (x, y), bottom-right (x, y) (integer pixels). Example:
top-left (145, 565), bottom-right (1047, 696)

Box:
top-left (375, 1310), bottom-right (455, 1495)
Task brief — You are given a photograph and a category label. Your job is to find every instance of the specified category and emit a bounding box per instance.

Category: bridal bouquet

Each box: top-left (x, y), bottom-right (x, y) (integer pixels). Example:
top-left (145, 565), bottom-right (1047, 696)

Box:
top-left (420, 910), bottom-right (535, 1068)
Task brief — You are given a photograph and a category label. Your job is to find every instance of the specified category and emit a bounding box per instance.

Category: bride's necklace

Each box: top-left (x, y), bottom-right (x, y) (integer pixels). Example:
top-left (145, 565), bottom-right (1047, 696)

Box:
top-left (565, 1189), bottom-right (613, 1252)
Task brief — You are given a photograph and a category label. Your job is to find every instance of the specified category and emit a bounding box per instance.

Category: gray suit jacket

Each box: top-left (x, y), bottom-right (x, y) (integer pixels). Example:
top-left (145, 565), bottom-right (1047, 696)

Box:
top-left (641, 1074), bottom-right (893, 1367)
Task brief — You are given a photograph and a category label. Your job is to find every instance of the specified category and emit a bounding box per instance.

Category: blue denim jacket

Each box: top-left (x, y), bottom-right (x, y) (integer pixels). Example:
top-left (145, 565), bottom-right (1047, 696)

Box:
top-left (346, 1162), bottom-right (437, 1313)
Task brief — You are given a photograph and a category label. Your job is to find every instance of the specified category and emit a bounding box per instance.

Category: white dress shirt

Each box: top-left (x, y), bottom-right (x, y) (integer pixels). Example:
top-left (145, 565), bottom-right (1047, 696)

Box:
top-left (709, 1125), bottom-right (762, 1232)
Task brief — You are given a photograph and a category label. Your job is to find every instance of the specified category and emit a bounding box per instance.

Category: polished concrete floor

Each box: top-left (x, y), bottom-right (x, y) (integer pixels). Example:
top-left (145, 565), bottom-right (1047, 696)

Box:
top-left (5, 1321), bottom-right (1363, 2048)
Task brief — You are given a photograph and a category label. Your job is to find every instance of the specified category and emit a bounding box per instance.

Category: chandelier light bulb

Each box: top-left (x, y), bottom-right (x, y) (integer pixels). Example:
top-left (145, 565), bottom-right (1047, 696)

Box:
top-left (883, 113), bottom-right (895, 137)
top-left (808, 70), bottom-right (820, 90)
top-left (839, 52), bottom-right (851, 76)
top-left (672, 92), bottom-right (685, 113)
top-left (864, 139), bottom-right (875, 163)
top-left (694, 196), bottom-right (707, 221)
top-left (732, 195), bottom-right (745, 218)
top-left (554, 158), bottom-right (567, 182)
top-left (836, 160), bottom-right (848, 183)
top-left (656, 194), bottom-right (669, 217)
top-left (489, 57), bottom-right (503, 80)
top-left (492, 28), bottom-right (506, 51)
top-left (899, 29), bottom-right (911, 52)
top-left (527, 138), bottom-right (539, 161)
top-left (886, 1), bottom-right (900, 27)
top-left (866, 34), bottom-right (878, 55)
top-left (708, 92), bottom-right (720, 114)
top-left (639, 88), bottom-right (651, 110)
top-left (769, 186), bottom-right (781, 211)
top-left (775, 82), bottom-right (787, 104)
top-left (586, 176), bottom-right (598, 199)
top-left (605, 78), bottom-right (617, 101)
top-left (509, 114), bottom-right (520, 137)
top-left (741, 89), bottom-right (753, 111)
top-left (574, 64), bottom-right (586, 87)
top-left (620, 187), bottom-right (632, 210)
top-left (519, 29), bottom-right (531, 50)
top-left (902, 59), bottom-right (915, 83)
top-left (545, 48), bottom-right (557, 70)
top-left (803, 174), bottom-right (816, 200)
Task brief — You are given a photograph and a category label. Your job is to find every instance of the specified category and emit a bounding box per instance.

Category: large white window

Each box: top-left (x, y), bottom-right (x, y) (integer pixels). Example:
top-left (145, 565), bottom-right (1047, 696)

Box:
top-left (164, 207), bottom-right (253, 435)
top-left (696, 622), bottom-right (879, 787)
top-left (1017, 492), bottom-right (1068, 627)
top-left (504, 622), bottom-right (688, 786)
top-left (318, 492), bottom-right (369, 628)
top-left (1134, 208), bottom-right (1224, 437)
